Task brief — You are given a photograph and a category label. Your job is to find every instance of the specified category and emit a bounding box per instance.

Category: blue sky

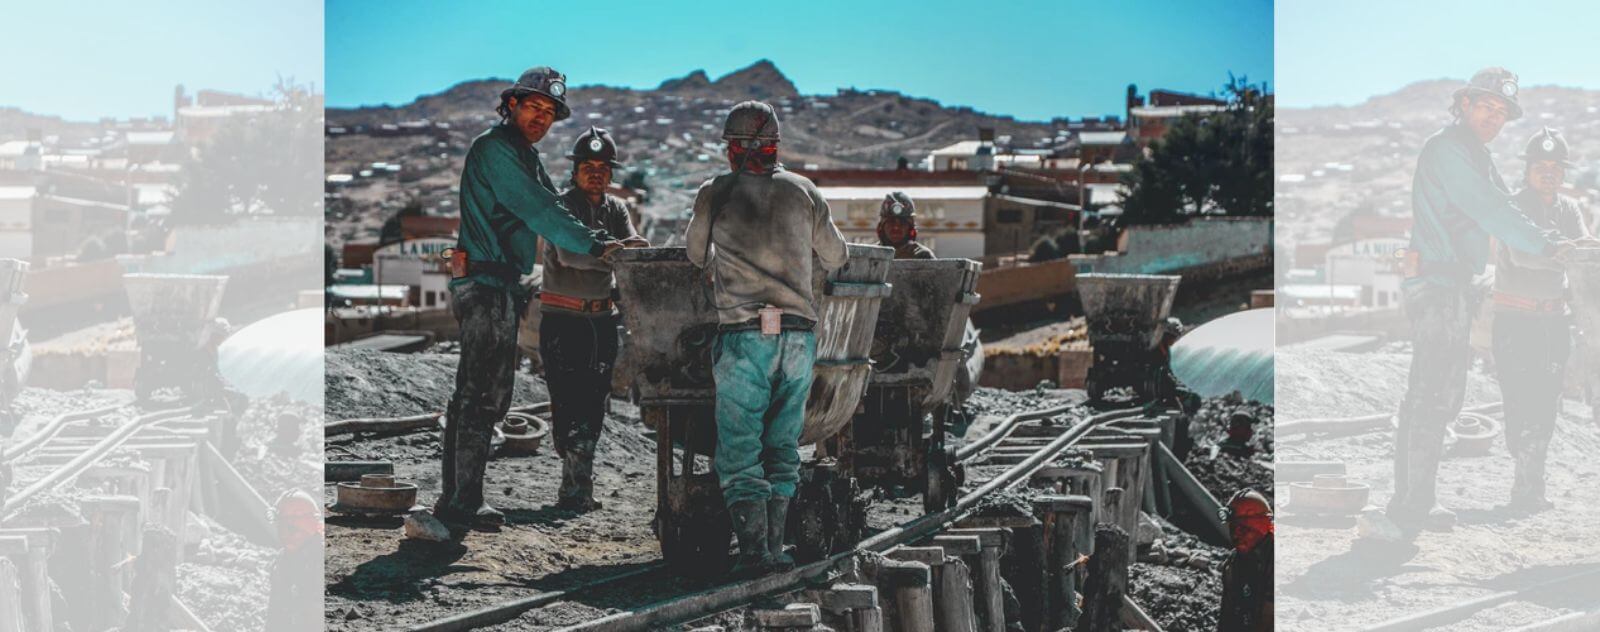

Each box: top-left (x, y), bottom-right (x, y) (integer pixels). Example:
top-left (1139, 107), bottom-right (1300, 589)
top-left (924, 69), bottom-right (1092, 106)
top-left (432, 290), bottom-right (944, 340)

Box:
top-left (1277, 0), bottom-right (1600, 108)
top-left (0, 0), bottom-right (323, 122)
top-left (326, 0), bottom-right (1272, 122)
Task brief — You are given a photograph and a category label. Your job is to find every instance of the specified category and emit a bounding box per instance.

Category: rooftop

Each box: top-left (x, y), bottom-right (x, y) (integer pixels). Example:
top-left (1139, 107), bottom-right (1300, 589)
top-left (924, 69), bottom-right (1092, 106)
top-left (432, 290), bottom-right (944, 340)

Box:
top-left (817, 186), bottom-right (990, 201)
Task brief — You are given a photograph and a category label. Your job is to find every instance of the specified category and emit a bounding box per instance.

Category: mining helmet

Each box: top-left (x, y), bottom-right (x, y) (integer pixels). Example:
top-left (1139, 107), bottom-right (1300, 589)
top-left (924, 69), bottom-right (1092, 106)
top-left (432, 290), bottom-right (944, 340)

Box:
top-left (504, 66), bottom-right (572, 121)
top-left (1222, 488), bottom-right (1274, 522)
top-left (1453, 67), bottom-right (1523, 120)
top-left (880, 191), bottom-right (916, 220)
top-left (722, 101), bottom-right (781, 143)
top-left (1522, 127), bottom-right (1574, 167)
top-left (569, 126), bottom-right (621, 167)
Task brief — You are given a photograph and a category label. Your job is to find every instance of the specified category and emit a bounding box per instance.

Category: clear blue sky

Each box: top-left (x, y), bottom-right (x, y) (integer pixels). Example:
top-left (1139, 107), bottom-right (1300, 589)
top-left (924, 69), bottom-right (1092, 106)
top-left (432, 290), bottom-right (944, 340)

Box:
top-left (327, 0), bottom-right (1272, 122)
top-left (0, 0), bottom-right (324, 122)
top-left (1278, 0), bottom-right (1600, 107)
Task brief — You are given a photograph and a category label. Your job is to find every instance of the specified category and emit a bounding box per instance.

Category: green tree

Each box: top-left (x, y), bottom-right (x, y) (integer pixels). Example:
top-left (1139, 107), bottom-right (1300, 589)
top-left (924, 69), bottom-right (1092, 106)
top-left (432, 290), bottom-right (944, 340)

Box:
top-left (169, 77), bottom-right (324, 225)
top-left (1119, 76), bottom-right (1273, 225)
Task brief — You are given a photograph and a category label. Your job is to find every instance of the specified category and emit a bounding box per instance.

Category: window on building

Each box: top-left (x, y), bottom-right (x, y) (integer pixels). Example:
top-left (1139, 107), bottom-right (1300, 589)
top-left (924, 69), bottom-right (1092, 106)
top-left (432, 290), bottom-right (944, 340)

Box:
top-left (949, 158), bottom-right (968, 170)
top-left (425, 291), bottom-right (436, 307)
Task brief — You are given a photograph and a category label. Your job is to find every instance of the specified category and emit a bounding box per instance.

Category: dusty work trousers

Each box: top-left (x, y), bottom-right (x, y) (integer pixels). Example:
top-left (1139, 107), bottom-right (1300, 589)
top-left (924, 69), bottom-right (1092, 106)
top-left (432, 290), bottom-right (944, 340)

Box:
top-left (713, 329), bottom-right (816, 506)
top-left (1491, 309), bottom-right (1571, 497)
top-left (1388, 280), bottom-right (1477, 523)
top-left (539, 310), bottom-right (619, 503)
top-left (437, 281), bottom-right (522, 518)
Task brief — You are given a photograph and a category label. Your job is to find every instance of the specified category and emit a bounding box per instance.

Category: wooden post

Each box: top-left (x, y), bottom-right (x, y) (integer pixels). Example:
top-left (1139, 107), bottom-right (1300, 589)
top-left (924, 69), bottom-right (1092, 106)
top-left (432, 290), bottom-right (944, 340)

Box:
top-left (955, 514), bottom-right (1041, 632)
top-left (875, 560), bottom-right (935, 632)
top-left (810, 583), bottom-right (882, 632)
top-left (930, 536), bottom-right (981, 632)
top-left (82, 495), bottom-right (141, 631)
top-left (126, 526), bottom-right (180, 631)
top-left (0, 557), bottom-right (23, 632)
top-left (945, 529), bottom-right (1007, 632)
top-left (1075, 524), bottom-right (1130, 632)
top-left (754, 603), bottom-right (822, 631)
top-left (0, 528), bottom-right (57, 632)
top-left (1152, 415), bottom-right (1175, 517)
top-left (1033, 495), bottom-right (1095, 631)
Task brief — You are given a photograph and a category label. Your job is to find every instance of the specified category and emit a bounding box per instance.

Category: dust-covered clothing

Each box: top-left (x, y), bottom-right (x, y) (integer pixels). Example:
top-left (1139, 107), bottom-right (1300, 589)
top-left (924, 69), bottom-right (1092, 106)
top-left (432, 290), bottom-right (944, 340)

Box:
top-left (1389, 281), bottom-right (1478, 525)
top-left (685, 168), bottom-right (849, 325)
top-left (1407, 124), bottom-right (1559, 287)
top-left (437, 280), bottom-right (523, 519)
top-left (713, 329), bottom-right (816, 505)
top-left (456, 123), bottom-right (610, 295)
top-left (1218, 537), bottom-right (1274, 631)
top-left (1493, 189), bottom-right (1589, 299)
top-left (539, 310), bottom-right (620, 505)
top-left (540, 190), bottom-right (639, 310)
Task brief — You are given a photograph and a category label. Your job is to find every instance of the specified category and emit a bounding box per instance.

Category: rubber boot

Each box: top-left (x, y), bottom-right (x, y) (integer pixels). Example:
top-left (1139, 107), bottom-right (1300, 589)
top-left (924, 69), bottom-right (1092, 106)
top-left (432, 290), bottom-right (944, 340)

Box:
top-left (1423, 502), bottom-right (1455, 532)
top-left (767, 497), bottom-right (795, 572)
top-left (555, 453), bottom-right (603, 512)
top-left (728, 500), bottom-right (769, 579)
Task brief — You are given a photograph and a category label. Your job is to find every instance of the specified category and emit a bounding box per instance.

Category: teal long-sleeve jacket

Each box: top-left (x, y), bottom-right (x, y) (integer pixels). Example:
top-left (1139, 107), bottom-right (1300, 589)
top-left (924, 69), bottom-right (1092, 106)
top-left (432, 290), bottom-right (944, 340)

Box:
top-left (1408, 124), bottom-right (1560, 285)
top-left (453, 123), bottom-right (609, 293)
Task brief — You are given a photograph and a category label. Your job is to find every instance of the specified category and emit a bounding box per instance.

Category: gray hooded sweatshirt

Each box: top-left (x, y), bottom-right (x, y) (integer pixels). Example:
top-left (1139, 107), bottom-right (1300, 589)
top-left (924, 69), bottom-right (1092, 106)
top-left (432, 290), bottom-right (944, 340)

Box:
top-left (686, 168), bottom-right (849, 324)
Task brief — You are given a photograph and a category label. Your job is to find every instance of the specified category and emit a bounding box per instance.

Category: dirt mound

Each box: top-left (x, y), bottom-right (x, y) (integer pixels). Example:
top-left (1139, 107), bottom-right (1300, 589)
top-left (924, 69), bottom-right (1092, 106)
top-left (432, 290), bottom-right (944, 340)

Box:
top-left (325, 349), bottom-right (550, 420)
top-left (1277, 349), bottom-right (1501, 420)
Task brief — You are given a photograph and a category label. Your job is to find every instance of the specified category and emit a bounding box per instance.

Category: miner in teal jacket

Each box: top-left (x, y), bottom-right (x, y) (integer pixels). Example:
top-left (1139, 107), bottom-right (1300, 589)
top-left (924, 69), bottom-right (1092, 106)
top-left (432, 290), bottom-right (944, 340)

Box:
top-left (1363, 68), bottom-right (1578, 541)
top-left (433, 67), bottom-right (623, 531)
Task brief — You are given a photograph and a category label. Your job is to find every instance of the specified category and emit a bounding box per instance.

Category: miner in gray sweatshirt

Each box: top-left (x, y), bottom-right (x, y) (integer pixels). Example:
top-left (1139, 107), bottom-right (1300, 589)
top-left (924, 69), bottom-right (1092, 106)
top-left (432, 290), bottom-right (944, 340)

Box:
top-left (1490, 127), bottom-right (1592, 514)
top-left (686, 101), bottom-right (848, 577)
top-left (540, 126), bottom-right (646, 512)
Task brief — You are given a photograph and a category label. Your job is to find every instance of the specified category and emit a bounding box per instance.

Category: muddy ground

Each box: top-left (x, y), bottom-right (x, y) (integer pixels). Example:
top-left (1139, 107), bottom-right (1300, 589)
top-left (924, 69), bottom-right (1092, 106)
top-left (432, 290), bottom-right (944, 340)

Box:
top-left (4, 386), bottom-right (322, 632)
top-left (1277, 349), bottom-right (1600, 630)
top-left (323, 350), bottom-right (1239, 630)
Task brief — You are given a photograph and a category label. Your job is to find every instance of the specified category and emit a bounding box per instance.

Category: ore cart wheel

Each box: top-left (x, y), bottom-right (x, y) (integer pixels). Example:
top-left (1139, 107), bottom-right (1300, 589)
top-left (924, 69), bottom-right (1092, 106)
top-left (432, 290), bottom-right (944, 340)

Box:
top-left (791, 464), bottom-right (866, 561)
top-left (652, 405), bottom-right (732, 578)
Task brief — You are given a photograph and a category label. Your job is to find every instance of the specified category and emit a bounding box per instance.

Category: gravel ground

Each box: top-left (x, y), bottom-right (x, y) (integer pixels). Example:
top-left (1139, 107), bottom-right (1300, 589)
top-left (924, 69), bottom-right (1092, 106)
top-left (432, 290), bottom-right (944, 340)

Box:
top-left (1276, 348), bottom-right (1600, 631)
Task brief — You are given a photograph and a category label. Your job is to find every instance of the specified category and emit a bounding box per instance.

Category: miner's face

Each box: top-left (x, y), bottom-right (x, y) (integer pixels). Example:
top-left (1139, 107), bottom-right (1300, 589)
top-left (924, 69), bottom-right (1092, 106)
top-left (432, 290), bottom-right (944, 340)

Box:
top-left (1461, 95), bottom-right (1511, 143)
top-left (1526, 159), bottom-right (1566, 196)
top-left (510, 94), bottom-right (559, 144)
top-left (881, 217), bottom-right (912, 244)
top-left (576, 160), bottom-right (613, 196)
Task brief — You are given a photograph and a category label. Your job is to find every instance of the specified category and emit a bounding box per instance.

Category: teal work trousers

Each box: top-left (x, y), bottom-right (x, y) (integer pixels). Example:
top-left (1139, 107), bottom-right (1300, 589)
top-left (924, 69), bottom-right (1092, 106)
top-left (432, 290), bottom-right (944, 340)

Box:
top-left (713, 329), bottom-right (816, 506)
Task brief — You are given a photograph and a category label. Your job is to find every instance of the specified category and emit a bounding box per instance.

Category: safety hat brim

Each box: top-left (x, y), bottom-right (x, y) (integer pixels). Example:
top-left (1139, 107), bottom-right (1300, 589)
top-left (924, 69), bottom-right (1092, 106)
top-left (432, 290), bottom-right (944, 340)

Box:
top-left (1453, 86), bottom-right (1524, 120)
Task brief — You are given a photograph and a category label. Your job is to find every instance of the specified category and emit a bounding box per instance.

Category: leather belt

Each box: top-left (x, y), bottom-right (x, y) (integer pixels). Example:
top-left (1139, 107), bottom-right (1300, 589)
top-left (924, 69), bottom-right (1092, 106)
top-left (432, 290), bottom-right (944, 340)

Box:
top-left (719, 314), bottom-right (816, 332)
top-left (539, 291), bottom-right (614, 313)
top-left (1491, 291), bottom-right (1565, 313)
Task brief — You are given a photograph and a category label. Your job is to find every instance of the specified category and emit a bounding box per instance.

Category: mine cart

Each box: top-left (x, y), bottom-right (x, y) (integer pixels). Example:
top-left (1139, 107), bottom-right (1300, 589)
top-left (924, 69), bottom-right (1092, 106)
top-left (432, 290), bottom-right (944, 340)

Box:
top-left (1075, 274), bottom-right (1181, 402)
top-left (611, 244), bottom-right (892, 574)
top-left (820, 258), bottom-right (982, 512)
top-left (1565, 248), bottom-right (1600, 424)
top-left (122, 274), bottom-right (231, 406)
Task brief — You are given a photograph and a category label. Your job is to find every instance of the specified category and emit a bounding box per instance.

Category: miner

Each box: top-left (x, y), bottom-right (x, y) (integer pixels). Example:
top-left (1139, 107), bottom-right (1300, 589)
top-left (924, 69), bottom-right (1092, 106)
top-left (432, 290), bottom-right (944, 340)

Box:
top-left (686, 101), bottom-right (849, 577)
top-left (541, 126), bottom-right (648, 512)
top-left (1492, 127), bottom-right (1592, 513)
top-left (1219, 489), bottom-right (1274, 632)
top-left (432, 66), bottom-right (623, 531)
top-left (876, 191), bottom-right (935, 260)
top-left (1363, 68), bottom-right (1579, 540)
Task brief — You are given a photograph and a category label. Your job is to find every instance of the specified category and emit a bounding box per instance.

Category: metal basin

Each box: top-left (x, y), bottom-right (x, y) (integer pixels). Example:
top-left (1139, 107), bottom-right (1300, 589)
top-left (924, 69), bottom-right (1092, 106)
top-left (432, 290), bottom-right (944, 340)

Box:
top-left (1075, 273), bottom-right (1180, 350)
top-left (123, 274), bottom-right (229, 348)
top-left (329, 474), bottom-right (419, 516)
top-left (611, 244), bottom-right (893, 446)
top-left (1287, 474), bottom-right (1371, 516)
top-left (867, 258), bottom-right (982, 415)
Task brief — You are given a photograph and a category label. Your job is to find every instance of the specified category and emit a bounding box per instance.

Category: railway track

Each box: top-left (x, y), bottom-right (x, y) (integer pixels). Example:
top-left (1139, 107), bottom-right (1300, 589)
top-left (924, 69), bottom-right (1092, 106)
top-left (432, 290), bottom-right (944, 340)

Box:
top-left (0, 400), bottom-right (236, 631)
top-left (1355, 562), bottom-right (1600, 632)
top-left (399, 403), bottom-right (1158, 632)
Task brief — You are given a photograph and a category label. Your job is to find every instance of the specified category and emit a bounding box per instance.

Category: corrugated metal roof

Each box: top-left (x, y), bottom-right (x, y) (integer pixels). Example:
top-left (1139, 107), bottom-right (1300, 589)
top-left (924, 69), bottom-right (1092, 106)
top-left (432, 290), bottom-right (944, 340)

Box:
top-left (218, 309), bottom-right (323, 405)
top-left (1169, 308), bottom-right (1272, 404)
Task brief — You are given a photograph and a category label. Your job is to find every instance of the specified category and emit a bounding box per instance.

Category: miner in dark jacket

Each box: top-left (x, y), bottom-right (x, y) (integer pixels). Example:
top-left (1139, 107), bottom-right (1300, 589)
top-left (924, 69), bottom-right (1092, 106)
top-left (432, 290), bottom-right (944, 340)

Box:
top-left (541, 126), bottom-right (647, 512)
top-left (433, 66), bottom-right (622, 530)
top-left (1219, 489), bottom-right (1273, 632)
top-left (876, 191), bottom-right (935, 260)
top-left (1362, 67), bottom-right (1577, 540)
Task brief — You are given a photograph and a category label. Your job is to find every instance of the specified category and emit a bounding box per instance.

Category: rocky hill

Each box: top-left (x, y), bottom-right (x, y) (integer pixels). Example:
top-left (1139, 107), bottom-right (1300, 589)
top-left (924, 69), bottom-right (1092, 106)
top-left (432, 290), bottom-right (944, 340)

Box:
top-left (324, 59), bottom-right (1077, 246)
top-left (1276, 80), bottom-right (1600, 259)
